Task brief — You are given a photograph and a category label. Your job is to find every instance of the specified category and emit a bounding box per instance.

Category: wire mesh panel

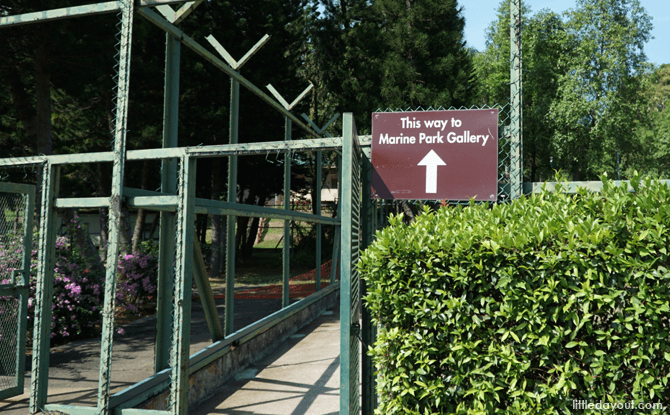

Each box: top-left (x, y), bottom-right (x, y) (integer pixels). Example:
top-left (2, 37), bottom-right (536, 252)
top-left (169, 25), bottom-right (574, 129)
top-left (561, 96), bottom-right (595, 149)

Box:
top-left (0, 191), bottom-right (28, 284)
top-left (340, 113), bottom-right (362, 415)
top-left (0, 295), bottom-right (21, 393)
top-left (0, 183), bottom-right (34, 400)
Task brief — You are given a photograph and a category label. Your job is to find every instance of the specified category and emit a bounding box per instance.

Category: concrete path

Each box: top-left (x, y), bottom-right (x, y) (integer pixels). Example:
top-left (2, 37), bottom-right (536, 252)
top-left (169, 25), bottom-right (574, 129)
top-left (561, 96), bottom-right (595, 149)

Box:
top-left (191, 306), bottom-right (340, 415)
top-left (0, 297), bottom-right (339, 414)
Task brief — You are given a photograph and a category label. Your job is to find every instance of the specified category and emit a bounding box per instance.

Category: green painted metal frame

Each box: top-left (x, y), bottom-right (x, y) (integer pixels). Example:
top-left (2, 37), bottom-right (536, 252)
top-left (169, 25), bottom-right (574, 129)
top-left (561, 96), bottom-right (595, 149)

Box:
top-left (170, 156), bottom-right (197, 414)
top-left (315, 149), bottom-right (322, 291)
top-left (0, 0), bottom-right (188, 28)
top-left (360, 151), bottom-right (377, 414)
top-left (0, 182), bottom-right (34, 401)
top-left (137, 7), bottom-right (318, 138)
top-left (283, 117), bottom-right (292, 308)
top-left (193, 240), bottom-right (224, 341)
top-left (98, 1), bottom-right (133, 412)
top-left (523, 180), bottom-right (670, 194)
top-left (264, 83), bottom-right (314, 309)
top-left (225, 74), bottom-right (239, 336)
top-left (0, 1), bottom-right (351, 414)
top-left (30, 163), bottom-right (60, 413)
top-left (510, 0), bottom-right (523, 199)
top-left (340, 113), bottom-right (362, 415)
top-left (0, 138), bottom-right (343, 168)
top-left (155, 29), bottom-right (181, 373)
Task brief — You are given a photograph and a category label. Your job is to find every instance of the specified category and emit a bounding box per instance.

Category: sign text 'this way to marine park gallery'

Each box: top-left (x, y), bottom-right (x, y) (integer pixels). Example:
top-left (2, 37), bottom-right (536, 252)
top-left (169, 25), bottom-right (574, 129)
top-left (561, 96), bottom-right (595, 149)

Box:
top-left (371, 109), bottom-right (499, 201)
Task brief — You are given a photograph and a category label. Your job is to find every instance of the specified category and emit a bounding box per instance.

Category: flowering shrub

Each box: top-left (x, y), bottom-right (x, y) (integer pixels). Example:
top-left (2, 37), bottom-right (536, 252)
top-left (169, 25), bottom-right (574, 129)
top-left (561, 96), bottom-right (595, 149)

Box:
top-left (116, 242), bottom-right (158, 314)
top-left (0, 216), bottom-right (159, 344)
top-left (47, 235), bottom-right (105, 341)
top-left (0, 233), bottom-right (104, 343)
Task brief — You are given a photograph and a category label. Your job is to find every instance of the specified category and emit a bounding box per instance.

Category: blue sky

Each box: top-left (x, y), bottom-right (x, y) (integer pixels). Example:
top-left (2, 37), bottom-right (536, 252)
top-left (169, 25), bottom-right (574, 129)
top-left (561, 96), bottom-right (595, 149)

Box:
top-left (462, 0), bottom-right (669, 66)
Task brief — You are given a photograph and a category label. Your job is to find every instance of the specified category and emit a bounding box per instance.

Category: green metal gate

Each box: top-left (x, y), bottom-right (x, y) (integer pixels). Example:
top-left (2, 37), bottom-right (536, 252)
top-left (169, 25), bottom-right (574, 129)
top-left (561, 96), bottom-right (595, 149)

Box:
top-left (0, 182), bottom-right (34, 400)
top-left (340, 113), bottom-right (362, 414)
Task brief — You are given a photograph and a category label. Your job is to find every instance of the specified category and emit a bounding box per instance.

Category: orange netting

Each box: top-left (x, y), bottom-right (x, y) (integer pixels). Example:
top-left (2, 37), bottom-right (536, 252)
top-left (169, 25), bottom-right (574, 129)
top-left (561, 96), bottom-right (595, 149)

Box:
top-left (234, 260), bottom-right (337, 300)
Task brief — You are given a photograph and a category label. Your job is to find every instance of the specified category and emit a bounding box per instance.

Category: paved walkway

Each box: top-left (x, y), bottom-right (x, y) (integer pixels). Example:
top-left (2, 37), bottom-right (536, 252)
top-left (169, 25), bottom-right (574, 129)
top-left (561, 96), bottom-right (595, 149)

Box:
top-left (191, 307), bottom-right (340, 415)
top-left (0, 300), bottom-right (340, 415)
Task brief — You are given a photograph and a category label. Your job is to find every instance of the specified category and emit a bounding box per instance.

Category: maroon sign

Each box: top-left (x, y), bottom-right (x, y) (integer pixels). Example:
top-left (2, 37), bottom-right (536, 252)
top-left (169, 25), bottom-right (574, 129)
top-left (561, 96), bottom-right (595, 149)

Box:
top-left (371, 109), bottom-right (498, 200)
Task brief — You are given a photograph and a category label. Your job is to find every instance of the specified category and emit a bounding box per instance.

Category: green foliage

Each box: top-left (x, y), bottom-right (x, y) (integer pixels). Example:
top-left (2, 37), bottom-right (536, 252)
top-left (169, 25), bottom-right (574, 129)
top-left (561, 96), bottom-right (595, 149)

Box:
top-left (313, 0), bottom-right (476, 133)
top-left (474, 0), bottom-right (574, 182)
top-left (360, 174), bottom-right (670, 414)
top-left (474, 0), bottom-right (657, 182)
top-left (548, 0), bottom-right (653, 181)
top-left (632, 64), bottom-right (670, 177)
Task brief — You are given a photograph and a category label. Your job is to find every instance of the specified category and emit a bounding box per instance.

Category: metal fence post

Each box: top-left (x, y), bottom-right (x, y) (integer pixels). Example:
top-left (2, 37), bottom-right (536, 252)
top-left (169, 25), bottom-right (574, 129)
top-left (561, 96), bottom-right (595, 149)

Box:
top-left (510, 0), bottom-right (523, 199)
top-left (225, 77), bottom-right (240, 336)
top-left (282, 117), bottom-right (292, 308)
top-left (170, 156), bottom-right (197, 415)
top-left (361, 152), bottom-right (377, 414)
top-left (156, 30), bottom-right (180, 373)
top-left (98, 1), bottom-right (133, 411)
top-left (315, 150), bottom-right (322, 291)
top-left (340, 113), bottom-right (361, 415)
top-left (29, 163), bottom-right (59, 413)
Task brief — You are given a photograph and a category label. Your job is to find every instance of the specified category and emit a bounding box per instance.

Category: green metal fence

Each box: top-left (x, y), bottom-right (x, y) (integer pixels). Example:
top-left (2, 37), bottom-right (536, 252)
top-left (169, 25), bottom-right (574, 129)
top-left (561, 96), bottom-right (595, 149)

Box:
top-left (340, 114), bottom-right (362, 415)
top-left (0, 2), bottom-right (526, 415)
top-left (0, 2), bottom-right (352, 415)
top-left (0, 182), bottom-right (34, 401)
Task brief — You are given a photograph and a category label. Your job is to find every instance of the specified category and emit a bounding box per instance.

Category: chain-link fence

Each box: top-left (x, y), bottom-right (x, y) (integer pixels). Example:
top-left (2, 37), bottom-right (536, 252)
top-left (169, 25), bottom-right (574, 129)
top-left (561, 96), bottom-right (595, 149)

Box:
top-left (0, 191), bottom-right (28, 392)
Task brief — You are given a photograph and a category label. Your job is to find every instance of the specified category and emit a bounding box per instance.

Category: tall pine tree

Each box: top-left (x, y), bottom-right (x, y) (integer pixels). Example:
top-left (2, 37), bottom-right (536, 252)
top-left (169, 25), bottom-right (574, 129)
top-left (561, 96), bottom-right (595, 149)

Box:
top-left (313, 0), bottom-right (475, 133)
top-left (373, 0), bottom-right (474, 110)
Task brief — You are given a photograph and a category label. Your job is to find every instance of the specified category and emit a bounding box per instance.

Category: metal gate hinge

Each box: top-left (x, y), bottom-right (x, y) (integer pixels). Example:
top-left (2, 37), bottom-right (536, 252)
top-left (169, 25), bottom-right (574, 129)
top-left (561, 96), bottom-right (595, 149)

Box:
top-left (351, 322), bottom-right (360, 337)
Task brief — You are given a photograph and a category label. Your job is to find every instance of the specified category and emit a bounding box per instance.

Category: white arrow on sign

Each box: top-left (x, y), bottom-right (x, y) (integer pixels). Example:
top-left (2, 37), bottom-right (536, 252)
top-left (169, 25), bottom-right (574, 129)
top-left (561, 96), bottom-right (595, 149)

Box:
top-left (417, 150), bottom-right (446, 193)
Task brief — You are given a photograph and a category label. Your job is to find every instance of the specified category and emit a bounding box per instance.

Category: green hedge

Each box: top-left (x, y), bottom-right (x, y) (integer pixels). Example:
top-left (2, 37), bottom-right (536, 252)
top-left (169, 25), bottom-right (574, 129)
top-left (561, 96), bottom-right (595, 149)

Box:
top-left (359, 176), bottom-right (670, 414)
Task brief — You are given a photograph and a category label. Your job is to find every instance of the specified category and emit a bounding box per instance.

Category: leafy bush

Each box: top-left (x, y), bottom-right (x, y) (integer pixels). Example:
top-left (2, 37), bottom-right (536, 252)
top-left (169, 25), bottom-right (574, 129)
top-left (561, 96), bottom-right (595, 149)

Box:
top-left (360, 175), bottom-right (670, 414)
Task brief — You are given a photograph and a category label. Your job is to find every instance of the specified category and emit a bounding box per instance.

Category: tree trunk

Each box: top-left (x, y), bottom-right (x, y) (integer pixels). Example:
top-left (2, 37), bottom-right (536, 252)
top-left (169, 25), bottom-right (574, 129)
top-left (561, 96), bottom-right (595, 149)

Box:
top-left (60, 209), bottom-right (106, 277)
top-left (196, 215), bottom-right (208, 244)
top-left (35, 41), bottom-right (53, 158)
top-left (236, 182), bottom-right (262, 262)
top-left (97, 163), bottom-right (111, 262)
top-left (119, 205), bottom-right (133, 255)
top-left (236, 215), bottom-right (250, 262)
top-left (242, 195), bottom-right (266, 259)
top-left (131, 161), bottom-right (151, 252)
top-left (147, 212), bottom-right (160, 241)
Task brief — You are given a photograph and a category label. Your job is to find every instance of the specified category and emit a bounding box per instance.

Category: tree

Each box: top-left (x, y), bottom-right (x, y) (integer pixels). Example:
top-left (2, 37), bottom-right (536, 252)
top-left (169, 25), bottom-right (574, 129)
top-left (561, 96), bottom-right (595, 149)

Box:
top-left (474, 1), bottom-right (572, 181)
top-left (548, 0), bottom-right (653, 180)
top-left (373, 0), bottom-right (474, 110)
top-left (632, 64), bottom-right (670, 177)
top-left (313, 0), bottom-right (475, 133)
